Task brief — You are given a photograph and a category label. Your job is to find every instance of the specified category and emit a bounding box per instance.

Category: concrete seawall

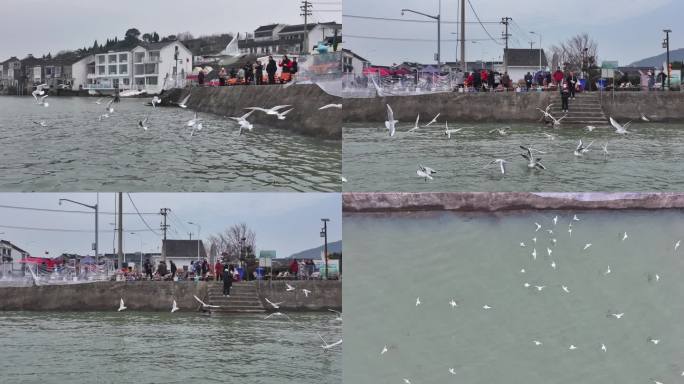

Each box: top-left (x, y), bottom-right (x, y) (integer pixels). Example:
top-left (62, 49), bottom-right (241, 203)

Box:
top-left (343, 92), bottom-right (684, 124)
top-left (256, 280), bottom-right (342, 311)
top-left (162, 84), bottom-right (342, 139)
top-left (343, 192), bottom-right (684, 213)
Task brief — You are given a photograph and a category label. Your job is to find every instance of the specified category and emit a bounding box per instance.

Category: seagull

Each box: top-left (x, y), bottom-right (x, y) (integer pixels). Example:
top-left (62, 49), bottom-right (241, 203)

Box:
top-left (640, 113), bottom-right (650, 122)
top-left (444, 121), bottom-right (463, 139)
top-left (550, 238), bottom-right (557, 246)
top-left (32, 121), bottom-right (47, 127)
top-left (653, 273), bottom-right (660, 282)
top-left (574, 139), bottom-right (594, 156)
top-left (193, 295), bottom-right (219, 309)
top-left (547, 248), bottom-right (553, 256)
top-left (275, 108), bottom-right (294, 120)
top-left (573, 215), bottom-right (580, 221)
top-left (651, 380), bottom-right (664, 384)
top-left (328, 309), bottom-right (343, 321)
top-left (264, 312), bottom-right (293, 321)
top-left (286, 283), bottom-right (295, 292)
top-left (448, 368), bottom-right (457, 375)
top-left (585, 125), bottom-right (597, 132)
top-left (118, 298), bottom-right (127, 312)
top-left (520, 242), bottom-right (526, 247)
top-left (424, 113), bottom-right (440, 127)
top-left (609, 312), bottom-right (624, 319)
top-left (520, 268), bottom-right (526, 273)
top-left (486, 159), bottom-right (508, 175)
top-left (246, 105), bottom-right (292, 116)
top-left (569, 345), bottom-right (577, 350)
top-left (31, 83), bottom-right (47, 100)
top-left (178, 93), bottom-right (191, 108)
top-left (604, 265), bottom-right (612, 275)
top-left (562, 285), bottom-right (569, 293)
top-left (230, 110), bottom-right (256, 135)
top-left (532, 248), bottom-right (537, 260)
top-left (381, 345), bottom-right (388, 355)
top-left (138, 115), bottom-right (149, 131)
top-left (187, 112), bottom-right (200, 127)
top-left (533, 340), bottom-right (543, 346)
top-left (449, 299), bottom-right (458, 308)
top-left (675, 240), bottom-right (680, 252)
top-left (520, 146), bottom-right (546, 170)
top-left (482, 305), bottom-right (492, 310)
top-left (417, 164), bottom-right (436, 181)
top-left (524, 282), bottom-right (531, 288)
top-left (535, 222), bottom-right (542, 232)
top-left (317, 333), bottom-right (343, 350)
top-left (319, 103), bottom-right (342, 110)
top-left (551, 261), bottom-right (557, 269)
top-left (98, 113), bottom-right (109, 121)
top-left (647, 337), bottom-right (660, 345)
top-left (403, 379), bottom-right (412, 384)
top-left (302, 289), bottom-right (312, 297)
top-left (488, 126), bottom-right (510, 136)
top-left (568, 226), bottom-right (572, 236)
top-left (105, 98), bottom-right (114, 113)
top-left (553, 216), bottom-right (558, 225)
top-left (622, 232), bottom-right (628, 241)
top-left (601, 343), bottom-right (606, 352)
top-left (384, 104), bottom-right (398, 137)
top-left (37, 94), bottom-right (49, 107)
top-left (340, 175), bottom-right (348, 183)
top-left (171, 300), bottom-right (179, 313)
top-left (537, 105), bottom-right (566, 126)
top-left (546, 229), bottom-right (554, 235)
top-left (265, 298), bottom-right (284, 309)
top-left (583, 243), bottom-right (592, 250)
top-left (609, 117), bottom-right (631, 134)
top-left (151, 96), bottom-right (161, 108)
top-left (415, 297), bottom-right (421, 306)
top-left (601, 143), bottom-right (609, 159)
top-left (534, 285), bottom-right (545, 291)
top-left (532, 237), bottom-right (537, 243)
top-left (407, 114), bottom-right (420, 133)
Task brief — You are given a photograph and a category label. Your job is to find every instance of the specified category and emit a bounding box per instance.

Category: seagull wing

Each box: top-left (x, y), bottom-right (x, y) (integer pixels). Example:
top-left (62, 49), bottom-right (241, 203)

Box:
top-left (271, 105), bottom-right (292, 111)
top-left (386, 104), bottom-right (394, 122)
top-left (180, 93), bottom-right (191, 105)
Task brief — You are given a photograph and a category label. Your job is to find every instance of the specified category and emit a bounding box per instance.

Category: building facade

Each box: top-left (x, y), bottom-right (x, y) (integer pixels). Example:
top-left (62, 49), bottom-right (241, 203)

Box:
top-left (0, 240), bottom-right (29, 276)
top-left (157, 239), bottom-right (208, 271)
top-left (238, 22), bottom-right (342, 56)
top-left (503, 48), bottom-right (548, 82)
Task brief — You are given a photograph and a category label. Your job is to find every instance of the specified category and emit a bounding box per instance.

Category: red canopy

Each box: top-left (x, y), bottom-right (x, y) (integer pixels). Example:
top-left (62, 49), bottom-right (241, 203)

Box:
top-left (363, 67), bottom-right (391, 76)
top-left (20, 256), bottom-right (61, 269)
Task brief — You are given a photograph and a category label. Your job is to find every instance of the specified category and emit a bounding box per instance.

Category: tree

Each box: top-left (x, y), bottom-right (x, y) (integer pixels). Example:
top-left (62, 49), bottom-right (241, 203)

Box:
top-left (125, 28), bottom-right (141, 41)
top-left (207, 223), bottom-right (256, 262)
top-left (177, 31), bottom-right (194, 41)
top-left (142, 33), bottom-right (152, 42)
top-left (152, 32), bottom-right (160, 42)
top-left (550, 33), bottom-right (598, 72)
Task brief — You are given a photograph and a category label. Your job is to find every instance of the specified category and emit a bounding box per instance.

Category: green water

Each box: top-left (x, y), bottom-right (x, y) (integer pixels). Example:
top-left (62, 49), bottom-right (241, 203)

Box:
top-left (0, 311), bottom-right (341, 384)
top-left (343, 123), bottom-right (684, 192)
top-left (344, 210), bottom-right (684, 384)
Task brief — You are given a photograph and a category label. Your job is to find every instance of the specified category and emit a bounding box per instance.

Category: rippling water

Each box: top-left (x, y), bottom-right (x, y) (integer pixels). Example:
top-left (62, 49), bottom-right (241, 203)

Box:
top-left (0, 96), bottom-right (341, 192)
top-left (344, 210), bottom-right (684, 384)
top-left (0, 311), bottom-right (341, 384)
top-left (343, 123), bottom-right (684, 192)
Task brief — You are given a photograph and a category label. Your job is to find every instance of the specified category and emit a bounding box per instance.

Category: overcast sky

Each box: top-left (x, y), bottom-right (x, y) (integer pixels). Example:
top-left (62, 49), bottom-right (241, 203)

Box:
top-left (344, 0), bottom-right (681, 66)
top-left (0, 0), bottom-right (341, 59)
top-left (0, 193), bottom-right (341, 259)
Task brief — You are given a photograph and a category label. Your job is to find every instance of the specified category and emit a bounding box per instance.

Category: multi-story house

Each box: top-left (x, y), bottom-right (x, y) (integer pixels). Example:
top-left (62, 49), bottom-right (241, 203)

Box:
top-left (238, 22), bottom-right (342, 55)
top-left (0, 240), bottom-right (29, 277)
top-left (19, 54), bottom-right (45, 93)
top-left (0, 57), bottom-right (21, 91)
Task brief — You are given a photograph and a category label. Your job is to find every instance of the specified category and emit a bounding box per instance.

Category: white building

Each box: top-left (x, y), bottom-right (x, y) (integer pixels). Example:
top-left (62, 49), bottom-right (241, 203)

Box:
top-left (0, 240), bottom-right (29, 276)
top-left (341, 48), bottom-right (369, 74)
top-left (155, 239), bottom-right (208, 272)
top-left (503, 48), bottom-right (548, 82)
top-left (86, 40), bottom-right (193, 94)
top-left (239, 22), bottom-right (342, 55)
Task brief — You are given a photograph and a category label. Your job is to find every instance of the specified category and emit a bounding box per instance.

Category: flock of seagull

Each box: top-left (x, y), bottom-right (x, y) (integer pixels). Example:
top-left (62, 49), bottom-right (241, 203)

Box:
top-left (381, 214), bottom-right (682, 384)
top-left (375, 103), bottom-right (651, 182)
top-left (115, 281), bottom-right (342, 351)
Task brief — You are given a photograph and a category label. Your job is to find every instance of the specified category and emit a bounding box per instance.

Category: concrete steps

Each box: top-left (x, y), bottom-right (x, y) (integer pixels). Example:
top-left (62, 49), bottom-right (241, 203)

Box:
top-left (207, 282), bottom-right (265, 314)
top-left (551, 93), bottom-right (607, 125)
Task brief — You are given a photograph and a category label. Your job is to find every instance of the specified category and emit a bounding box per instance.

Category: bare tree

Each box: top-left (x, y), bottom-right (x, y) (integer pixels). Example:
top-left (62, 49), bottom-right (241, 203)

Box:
top-left (550, 33), bottom-right (598, 72)
top-left (207, 223), bottom-right (256, 262)
top-left (176, 31), bottom-right (195, 41)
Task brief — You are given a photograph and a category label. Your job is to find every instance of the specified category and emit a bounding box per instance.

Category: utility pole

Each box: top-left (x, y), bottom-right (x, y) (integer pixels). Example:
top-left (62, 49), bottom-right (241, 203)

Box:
top-left (663, 29), bottom-right (672, 90)
top-left (501, 17), bottom-right (512, 73)
top-left (300, 0), bottom-right (313, 55)
top-left (160, 208), bottom-right (170, 262)
top-left (460, 0), bottom-right (465, 72)
top-left (320, 218), bottom-right (329, 279)
top-left (117, 192), bottom-right (123, 268)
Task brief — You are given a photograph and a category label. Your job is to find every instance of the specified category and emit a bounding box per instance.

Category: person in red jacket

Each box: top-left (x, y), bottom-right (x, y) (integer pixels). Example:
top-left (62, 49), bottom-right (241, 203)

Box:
top-left (480, 69), bottom-right (488, 92)
top-left (553, 67), bottom-right (564, 86)
top-left (214, 260), bottom-right (222, 281)
top-left (289, 258), bottom-right (299, 279)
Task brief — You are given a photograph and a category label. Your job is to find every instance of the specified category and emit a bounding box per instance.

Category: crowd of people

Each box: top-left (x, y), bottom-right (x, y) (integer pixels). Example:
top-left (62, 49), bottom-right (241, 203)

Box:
top-left (196, 55), bottom-right (298, 87)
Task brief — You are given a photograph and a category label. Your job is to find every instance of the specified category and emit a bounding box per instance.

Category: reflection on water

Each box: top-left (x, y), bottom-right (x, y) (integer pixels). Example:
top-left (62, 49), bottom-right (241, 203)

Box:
top-left (0, 96), bottom-right (341, 192)
top-left (344, 210), bottom-right (684, 384)
top-left (0, 311), bottom-right (341, 384)
top-left (343, 123), bottom-right (684, 192)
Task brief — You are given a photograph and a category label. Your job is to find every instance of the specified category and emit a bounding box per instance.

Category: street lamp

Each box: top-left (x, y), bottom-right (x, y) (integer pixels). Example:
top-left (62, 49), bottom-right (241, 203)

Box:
top-left (59, 198), bottom-right (98, 263)
top-left (663, 29), bottom-right (672, 90)
top-left (402, 0), bottom-right (441, 67)
top-left (530, 31), bottom-right (542, 73)
top-left (320, 218), bottom-right (330, 279)
top-left (187, 222), bottom-right (201, 261)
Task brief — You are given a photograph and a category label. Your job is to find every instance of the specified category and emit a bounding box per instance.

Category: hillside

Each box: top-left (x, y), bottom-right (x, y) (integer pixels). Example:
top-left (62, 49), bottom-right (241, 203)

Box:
top-left (287, 240), bottom-right (342, 260)
top-left (629, 48), bottom-right (684, 67)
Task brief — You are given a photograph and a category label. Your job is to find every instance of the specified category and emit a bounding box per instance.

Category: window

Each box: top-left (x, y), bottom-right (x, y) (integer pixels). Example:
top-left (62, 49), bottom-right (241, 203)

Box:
top-left (108, 65), bottom-right (117, 74)
top-left (98, 65), bottom-right (105, 75)
top-left (45, 67), bottom-right (53, 76)
top-left (54, 67), bottom-right (61, 77)
top-left (146, 76), bottom-right (158, 85)
top-left (123, 78), bottom-right (130, 85)
top-left (144, 63), bottom-right (157, 75)
top-left (119, 64), bottom-right (128, 74)
top-left (134, 64), bottom-right (145, 75)
top-left (108, 54), bottom-right (117, 63)
top-left (134, 52), bottom-right (145, 63)
top-left (135, 77), bottom-right (145, 85)
top-left (149, 51), bottom-right (160, 62)
top-left (98, 56), bottom-right (105, 64)
top-left (119, 53), bottom-right (128, 62)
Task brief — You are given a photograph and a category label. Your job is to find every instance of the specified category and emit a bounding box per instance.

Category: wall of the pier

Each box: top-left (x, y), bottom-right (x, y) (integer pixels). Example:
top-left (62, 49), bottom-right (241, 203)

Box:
top-left (256, 280), bottom-right (342, 311)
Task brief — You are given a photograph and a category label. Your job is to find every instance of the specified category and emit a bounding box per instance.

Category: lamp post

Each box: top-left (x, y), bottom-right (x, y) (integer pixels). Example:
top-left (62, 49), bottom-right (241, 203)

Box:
top-left (59, 198), bottom-right (98, 263)
top-left (320, 218), bottom-right (330, 279)
top-left (402, 1), bottom-right (441, 68)
top-left (663, 29), bottom-right (672, 90)
top-left (187, 222), bottom-right (201, 261)
top-left (530, 31), bottom-right (542, 73)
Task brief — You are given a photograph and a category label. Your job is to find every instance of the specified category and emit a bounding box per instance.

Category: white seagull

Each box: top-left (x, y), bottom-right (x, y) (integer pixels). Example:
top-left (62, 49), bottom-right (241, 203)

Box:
top-left (647, 337), bottom-right (660, 345)
top-left (230, 110), bottom-right (256, 135)
top-left (328, 309), bottom-right (343, 321)
top-left (534, 285), bottom-right (545, 291)
top-left (520, 146), bottom-right (546, 170)
top-left (622, 232), bottom-right (628, 241)
top-left (118, 298), bottom-right (127, 312)
top-left (609, 312), bottom-right (624, 319)
top-left (604, 265), bottom-right (612, 275)
top-left (384, 104), bottom-right (398, 137)
top-left (553, 216), bottom-right (558, 225)
top-left (424, 113), bottom-right (440, 127)
top-left (532, 248), bottom-right (537, 260)
top-left (187, 112), bottom-right (200, 127)
top-left (675, 240), bottom-right (680, 251)
top-left (317, 333), bottom-right (343, 350)
top-left (561, 285), bottom-right (570, 293)
top-left (415, 297), bottom-right (421, 306)
top-left (319, 103), bottom-right (342, 110)
top-left (486, 159), bottom-right (508, 175)
top-left (151, 96), bottom-right (161, 108)
top-left (381, 345), bottom-right (388, 355)
top-left (32, 121), bottom-right (47, 127)
top-left (535, 222), bottom-right (542, 232)
top-left (569, 345), bottom-right (577, 350)
top-left (585, 125), bottom-right (597, 132)
top-left (265, 298), bottom-right (284, 309)
top-left (609, 117), bottom-right (631, 134)
top-left (171, 300), bottom-right (179, 313)
top-left (601, 143), bottom-right (609, 159)
top-left (407, 114), bottom-right (420, 133)
top-left (138, 115), bottom-right (149, 131)
top-left (275, 108), bottom-right (294, 120)
top-left (444, 121), bottom-right (463, 139)
top-left (583, 243), bottom-right (592, 250)
top-left (601, 343), bottom-right (607, 352)
top-left (285, 283), bottom-right (295, 292)
top-left (551, 261), bottom-right (557, 269)
top-left (449, 299), bottom-right (458, 308)
top-left (640, 113), bottom-right (650, 122)
top-left (573, 215), bottom-right (580, 221)
top-left (178, 93), bottom-right (191, 108)
top-left (302, 289), bottom-right (312, 297)
top-left (105, 98), bottom-right (115, 113)
top-left (417, 164), bottom-right (436, 181)
top-left (246, 105), bottom-right (292, 116)
top-left (574, 139), bottom-right (594, 156)
top-left (488, 126), bottom-right (510, 136)
top-left (482, 304), bottom-right (492, 310)
top-left (37, 94), bottom-right (49, 107)
top-left (448, 368), bottom-right (457, 375)
top-left (264, 312), bottom-right (293, 321)
top-left (533, 340), bottom-right (543, 346)
top-left (193, 295), bottom-right (219, 309)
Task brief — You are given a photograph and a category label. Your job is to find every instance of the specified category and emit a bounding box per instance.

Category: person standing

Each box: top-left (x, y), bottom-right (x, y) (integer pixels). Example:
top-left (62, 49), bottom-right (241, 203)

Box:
top-left (255, 61), bottom-right (264, 85)
top-left (553, 67), bottom-right (564, 87)
top-left (524, 72), bottom-right (533, 91)
top-left (144, 259), bottom-right (153, 280)
top-left (218, 67), bottom-right (227, 86)
top-left (291, 57), bottom-right (299, 80)
top-left (170, 260), bottom-right (177, 280)
top-left (566, 71), bottom-right (578, 99)
top-left (266, 56), bottom-right (277, 84)
top-left (222, 266), bottom-right (232, 297)
top-left (214, 260), bottom-right (223, 281)
top-left (657, 70), bottom-right (667, 90)
top-left (560, 81), bottom-right (570, 113)
top-left (197, 69), bottom-right (205, 87)
top-left (289, 259), bottom-right (299, 280)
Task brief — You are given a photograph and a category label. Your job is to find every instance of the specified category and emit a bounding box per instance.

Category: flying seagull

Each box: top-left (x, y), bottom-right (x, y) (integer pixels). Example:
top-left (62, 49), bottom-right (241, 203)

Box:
top-left (407, 114), bottom-right (420, 133)
top-left (385, 104), bottom-right (398, 137)
top-left (265, 298), bottom-right (284, 309)
top-left (246, 105), bottom-right (292, 116)
top-left (286, 283), bottom-right (295, 292)
top-left (138, 115), bottom-right (149, 131)
top-left (444, 121), bottom-right (463, 139)
top-left (118, 298), bottom-right (127, 312)
top-left (193, 295), bottom-right (219, 309)
top-left (574, 139), bottom-right (594, 156)
top-left (319, 103), bottom-right (342, 110)
top-left (178, 93), bottom-right (191, 108)
top-left (230, 110), bottom-right (256, 135)
top-left (424, 113), bottom-right (440, 127)
top-left (171, 300), bottom-right (179, 313)
top-left (488, 126), bottom-right (510, 136)
top-left (417, 164), bottom-right (436, 181)
top-left (486, 159), bottom-right (508, 175)
top-left (521, 146), bottom-right (546, 170)
top-left (317, 333), bottom-right (343, 350)
top-left (609, 117), bottom-right (631, 134)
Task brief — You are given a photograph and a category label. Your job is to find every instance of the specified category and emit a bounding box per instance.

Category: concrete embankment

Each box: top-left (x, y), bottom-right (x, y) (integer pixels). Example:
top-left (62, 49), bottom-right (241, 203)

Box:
top-left (0, 280), bottom-right (342, 312)
top-left (256, 280), bottom-right (342, 311)
top-left (343, 192), bottom-right (684, 213)
top-left (162, 84), bottom-right (342, 139)
top-left (343, 92), bottom-right (684, 124)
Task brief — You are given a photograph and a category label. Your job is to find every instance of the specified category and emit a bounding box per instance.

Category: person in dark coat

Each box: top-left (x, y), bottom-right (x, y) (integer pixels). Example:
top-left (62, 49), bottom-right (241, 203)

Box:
top-left (473, 70), bottom-right (482, 91)
top-left (255, 61), bottom-right (264, 85)
top-left (266, 56), bottom-right (277, 84)
top-left (566, 71), bottom-right (578, 99)
top-left (170, 260), bottom-right (177, 279)
top-left (524, 72), bottom-right (533, 91)
top-left (157, 261), bottom-right (168, 278)
top-left (222, 266), bottom-right (232, 296)
top-left (560, 81), bottom-right (570, 113)
top-left (291, 57), bottom-right (299, 75)
top-left (144, 259), bottom-right (153, 280)
top-left (279, 55), bottom-right (292, 74)
top-left (197, 69), bottom-right (205, 86)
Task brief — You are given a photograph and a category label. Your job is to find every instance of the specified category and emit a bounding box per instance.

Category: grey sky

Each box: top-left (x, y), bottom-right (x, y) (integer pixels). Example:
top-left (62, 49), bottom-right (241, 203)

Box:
top-left (344, 0), bottom-right (680, 66)
top-left (0, 0), bottom-right (341, 60)
top-left (0, 193), bottom-right (341, 259)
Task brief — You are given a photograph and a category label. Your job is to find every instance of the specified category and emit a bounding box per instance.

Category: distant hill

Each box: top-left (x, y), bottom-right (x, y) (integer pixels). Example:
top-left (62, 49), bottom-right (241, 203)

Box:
top-left (287, 240), bottom-right (342, 260)
top-left (629, 48), bottom-right (684, 67)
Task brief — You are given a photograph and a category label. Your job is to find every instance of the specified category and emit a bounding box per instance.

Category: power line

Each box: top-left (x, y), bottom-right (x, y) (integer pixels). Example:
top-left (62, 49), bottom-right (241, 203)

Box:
top-left (0, 204), bottom-right (157, 215)
top-left (126, 193), bottom-right (160, 237)
top-left (0, 224), bottom-right (157, 233)
top-left (343, 14), bottom-right (500, 25)
top-left (345, 34), bottom-right (496, 43)
top-left (467, 0), bottom-right (504, 46)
